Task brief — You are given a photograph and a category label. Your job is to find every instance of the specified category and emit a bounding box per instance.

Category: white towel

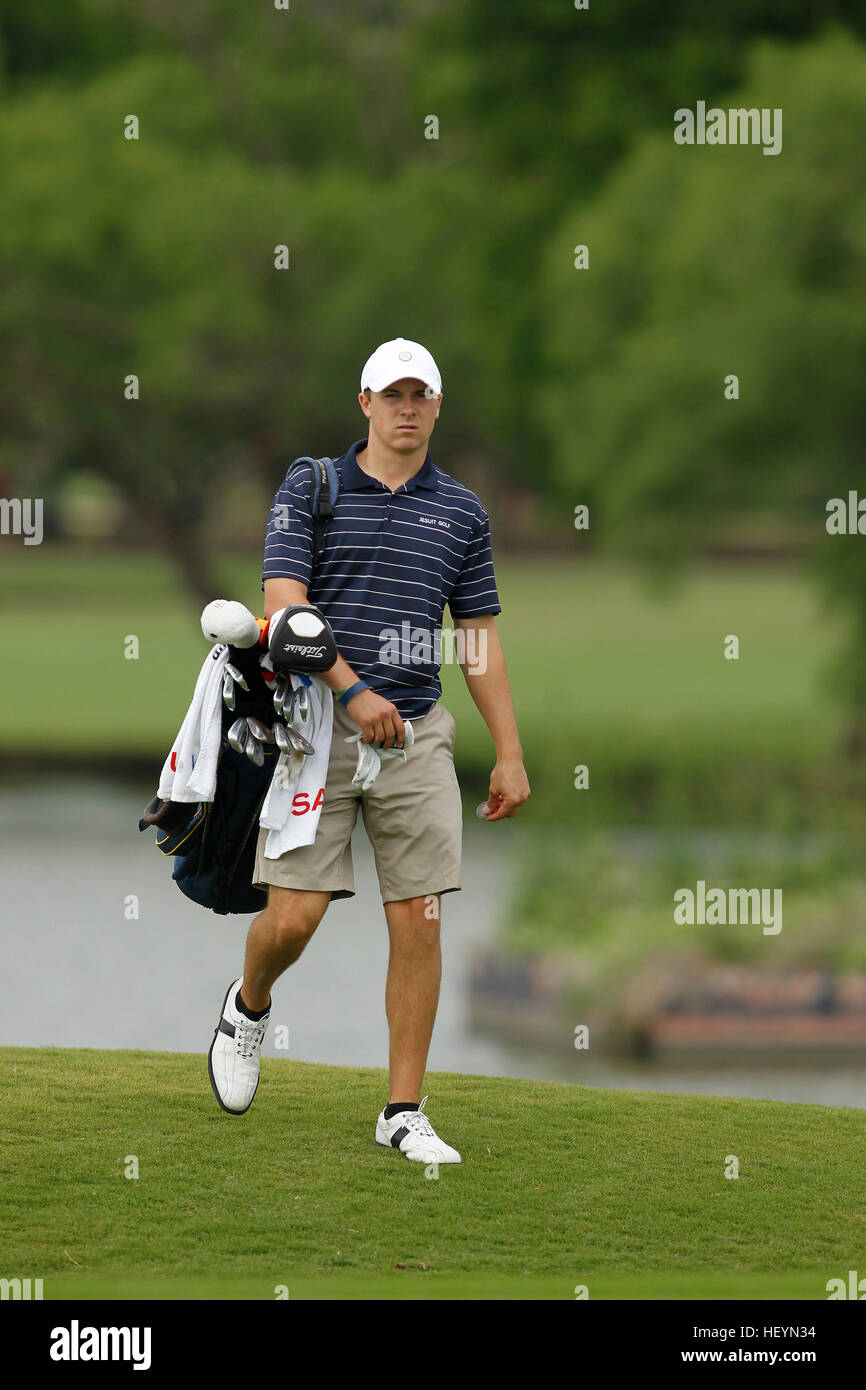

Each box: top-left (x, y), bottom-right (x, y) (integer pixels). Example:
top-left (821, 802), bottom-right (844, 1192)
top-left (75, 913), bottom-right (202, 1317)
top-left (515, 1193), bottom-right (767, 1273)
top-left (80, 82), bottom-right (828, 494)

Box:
top-left (158, 645), bottom-right (229, 803)
top-left (260, 672), bottom-right (334, 857)
top-left (158, 648), bottom-right (334, 851)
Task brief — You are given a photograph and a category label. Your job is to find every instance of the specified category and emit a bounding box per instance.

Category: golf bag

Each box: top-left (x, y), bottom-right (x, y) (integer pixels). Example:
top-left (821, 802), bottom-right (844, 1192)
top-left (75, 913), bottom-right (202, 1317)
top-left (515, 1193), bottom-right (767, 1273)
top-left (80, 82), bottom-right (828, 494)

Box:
top-left (139, 454), bottom-right (341, 914)
top-left (141, 746), bottom-right (274, 915)
top-left (139, 641), bottom-right (278, 915)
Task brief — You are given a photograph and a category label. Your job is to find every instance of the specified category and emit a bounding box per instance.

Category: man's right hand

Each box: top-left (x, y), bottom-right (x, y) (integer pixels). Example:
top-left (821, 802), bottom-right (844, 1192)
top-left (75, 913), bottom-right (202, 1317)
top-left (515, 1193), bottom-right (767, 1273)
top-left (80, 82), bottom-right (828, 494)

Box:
top-left (345, 689), bottom-right (406, 749)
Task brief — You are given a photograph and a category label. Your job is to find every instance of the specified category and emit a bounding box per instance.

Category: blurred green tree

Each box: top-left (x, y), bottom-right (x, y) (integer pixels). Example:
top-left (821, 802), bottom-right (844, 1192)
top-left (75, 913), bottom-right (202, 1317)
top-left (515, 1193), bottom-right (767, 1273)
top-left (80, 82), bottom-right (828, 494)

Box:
top-left (0, 46), bottom-right (493, 601)
top-left (2, 2), bottom-right (865, 607)
top-left (411, 0), bottom-right (866, 464)
top-left (540, 32), bottom-right (866, 725)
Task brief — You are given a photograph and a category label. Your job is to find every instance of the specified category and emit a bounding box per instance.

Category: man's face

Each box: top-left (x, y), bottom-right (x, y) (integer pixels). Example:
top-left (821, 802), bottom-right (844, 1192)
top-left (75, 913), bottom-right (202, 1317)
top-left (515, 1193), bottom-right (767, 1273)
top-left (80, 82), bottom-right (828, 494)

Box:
top-left (359, 377), bottom-right (442, 452)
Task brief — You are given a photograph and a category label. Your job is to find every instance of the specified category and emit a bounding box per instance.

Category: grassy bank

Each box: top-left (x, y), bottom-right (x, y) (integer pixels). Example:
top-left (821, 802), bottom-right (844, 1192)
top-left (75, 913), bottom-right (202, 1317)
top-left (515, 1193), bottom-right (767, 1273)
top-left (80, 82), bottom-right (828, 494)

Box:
top-left (2, 1047), bottom-right (864, 1300)
top-left (493, 827), bottom-right (866, 1050)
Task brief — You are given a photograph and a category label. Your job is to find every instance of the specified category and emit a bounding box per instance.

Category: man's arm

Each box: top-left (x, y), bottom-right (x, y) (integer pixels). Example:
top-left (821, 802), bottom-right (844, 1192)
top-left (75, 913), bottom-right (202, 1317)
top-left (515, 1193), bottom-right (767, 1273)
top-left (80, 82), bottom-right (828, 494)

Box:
top-left (453, 613), bottom-right (530, 820)
top-left (263, 577), bottom-right (405, 748)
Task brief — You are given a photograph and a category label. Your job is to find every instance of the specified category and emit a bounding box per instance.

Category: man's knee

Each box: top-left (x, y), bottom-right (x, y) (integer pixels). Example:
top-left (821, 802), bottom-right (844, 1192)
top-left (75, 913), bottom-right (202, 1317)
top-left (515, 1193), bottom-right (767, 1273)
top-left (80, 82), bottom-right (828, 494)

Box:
top-left (387, 894), bottom-right (441, 948)
top-left (264, 886), bottom-right (330, 945)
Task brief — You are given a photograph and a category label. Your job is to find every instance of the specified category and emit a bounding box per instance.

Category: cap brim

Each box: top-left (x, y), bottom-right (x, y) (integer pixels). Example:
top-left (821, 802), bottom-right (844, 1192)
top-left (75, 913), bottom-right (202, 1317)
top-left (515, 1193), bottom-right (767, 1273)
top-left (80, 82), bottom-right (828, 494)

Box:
top-left (364, 371), bottom-right (440, 394)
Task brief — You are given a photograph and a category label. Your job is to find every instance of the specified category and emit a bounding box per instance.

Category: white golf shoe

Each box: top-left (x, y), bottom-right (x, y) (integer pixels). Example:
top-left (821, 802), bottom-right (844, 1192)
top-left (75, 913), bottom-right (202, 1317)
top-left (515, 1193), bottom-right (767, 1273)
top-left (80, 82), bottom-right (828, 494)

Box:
top-left (375, 1096), bottom-right (462, 1164)
top-left (208, 978), bottom-right (270, 1115)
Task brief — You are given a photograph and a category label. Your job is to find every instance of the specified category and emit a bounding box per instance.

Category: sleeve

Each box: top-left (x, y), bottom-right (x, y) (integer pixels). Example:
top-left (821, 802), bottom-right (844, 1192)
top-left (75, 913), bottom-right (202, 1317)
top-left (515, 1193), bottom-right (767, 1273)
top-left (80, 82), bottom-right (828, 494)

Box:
top-left (261, 465), bottom-right (315, 591)
top-left (447, 507), bottom-right (502, 618)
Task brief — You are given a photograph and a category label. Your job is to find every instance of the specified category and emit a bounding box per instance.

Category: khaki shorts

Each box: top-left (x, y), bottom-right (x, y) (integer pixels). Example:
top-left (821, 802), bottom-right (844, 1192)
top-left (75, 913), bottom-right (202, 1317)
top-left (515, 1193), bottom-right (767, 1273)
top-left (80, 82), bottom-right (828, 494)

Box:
top-left (253, 698), bottom-right (462, 904)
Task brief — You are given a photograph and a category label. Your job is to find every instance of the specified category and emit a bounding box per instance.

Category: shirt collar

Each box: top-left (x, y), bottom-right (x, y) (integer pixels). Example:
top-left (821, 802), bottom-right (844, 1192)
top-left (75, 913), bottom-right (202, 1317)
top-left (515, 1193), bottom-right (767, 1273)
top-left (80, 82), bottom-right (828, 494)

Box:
top-left (340, 438), bottom-right (438, 494)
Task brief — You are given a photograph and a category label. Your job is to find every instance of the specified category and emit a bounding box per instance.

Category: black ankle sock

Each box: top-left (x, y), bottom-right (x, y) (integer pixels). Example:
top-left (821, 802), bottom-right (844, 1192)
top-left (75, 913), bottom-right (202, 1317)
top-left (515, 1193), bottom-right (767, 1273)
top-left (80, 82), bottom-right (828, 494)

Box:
top-left (235, 988), bottom-right (270, 1022)
top-left (384, 1101), bottom-right (419, 1121)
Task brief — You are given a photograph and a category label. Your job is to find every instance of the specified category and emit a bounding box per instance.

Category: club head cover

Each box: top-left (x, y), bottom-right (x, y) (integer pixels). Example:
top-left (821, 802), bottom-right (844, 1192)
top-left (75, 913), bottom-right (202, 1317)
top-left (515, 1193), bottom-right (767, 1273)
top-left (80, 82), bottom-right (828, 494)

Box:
top-left (268, 604), bottom-right (338, 674)
top-left (138, 795), bottom-right (194, 834)
top-left (201, 599), bottom-right (260, 648)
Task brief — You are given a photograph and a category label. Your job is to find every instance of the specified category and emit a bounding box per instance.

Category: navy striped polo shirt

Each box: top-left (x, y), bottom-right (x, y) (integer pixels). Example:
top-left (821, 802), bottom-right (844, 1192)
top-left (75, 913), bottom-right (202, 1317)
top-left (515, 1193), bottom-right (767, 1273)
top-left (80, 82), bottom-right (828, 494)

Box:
top-left (262, 438), bottom-right (501, 719)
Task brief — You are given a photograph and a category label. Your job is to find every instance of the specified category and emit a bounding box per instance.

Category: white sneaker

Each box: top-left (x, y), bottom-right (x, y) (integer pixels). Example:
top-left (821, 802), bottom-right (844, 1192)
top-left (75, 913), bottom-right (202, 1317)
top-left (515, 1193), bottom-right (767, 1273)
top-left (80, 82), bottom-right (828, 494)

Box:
top-left (375, 1096), bottom-right (462, 1164)
top-left (207, 978), bottom-right (270, 1115)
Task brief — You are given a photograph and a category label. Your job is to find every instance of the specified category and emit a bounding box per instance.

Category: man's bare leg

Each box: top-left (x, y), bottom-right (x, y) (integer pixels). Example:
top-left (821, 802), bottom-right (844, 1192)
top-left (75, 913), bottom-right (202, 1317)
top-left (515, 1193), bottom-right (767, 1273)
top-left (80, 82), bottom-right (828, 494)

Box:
top-left (383, 894), bottom-right (441, 1102)
top-left (240, 886), bottom-right (331, 1012)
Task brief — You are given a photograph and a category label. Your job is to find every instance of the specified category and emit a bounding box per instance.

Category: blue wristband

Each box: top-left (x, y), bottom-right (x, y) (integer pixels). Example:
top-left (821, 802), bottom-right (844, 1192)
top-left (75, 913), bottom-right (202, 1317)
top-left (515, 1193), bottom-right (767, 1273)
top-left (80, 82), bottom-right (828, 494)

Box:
top-left (338, 680), bottom-right (369, 706)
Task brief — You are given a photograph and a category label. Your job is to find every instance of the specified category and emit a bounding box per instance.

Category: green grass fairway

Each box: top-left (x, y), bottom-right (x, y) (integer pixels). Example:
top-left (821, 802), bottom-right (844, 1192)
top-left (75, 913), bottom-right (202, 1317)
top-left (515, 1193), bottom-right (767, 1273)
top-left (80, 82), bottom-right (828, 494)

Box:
top-left (3, 1048), bottom-right (862, 1301)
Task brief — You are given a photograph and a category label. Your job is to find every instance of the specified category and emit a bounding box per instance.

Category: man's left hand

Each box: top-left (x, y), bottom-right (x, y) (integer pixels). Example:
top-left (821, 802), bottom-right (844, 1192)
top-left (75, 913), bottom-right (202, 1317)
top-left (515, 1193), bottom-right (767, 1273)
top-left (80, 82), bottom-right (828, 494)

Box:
top-left (479, 757), bottom-right (530, 820)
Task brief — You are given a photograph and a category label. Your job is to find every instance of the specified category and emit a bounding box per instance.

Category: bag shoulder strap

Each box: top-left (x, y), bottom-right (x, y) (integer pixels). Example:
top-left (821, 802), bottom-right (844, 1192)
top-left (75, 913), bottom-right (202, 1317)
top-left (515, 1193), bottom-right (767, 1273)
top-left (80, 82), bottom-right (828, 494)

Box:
top-left (287, 456), bottom-right (340, 569)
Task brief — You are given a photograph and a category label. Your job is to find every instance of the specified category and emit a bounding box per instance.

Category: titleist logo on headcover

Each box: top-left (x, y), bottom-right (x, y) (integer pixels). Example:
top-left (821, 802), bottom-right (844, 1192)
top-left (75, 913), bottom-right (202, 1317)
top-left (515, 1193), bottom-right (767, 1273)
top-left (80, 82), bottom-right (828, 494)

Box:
top-left (281, 643), bottom-right (326, 658)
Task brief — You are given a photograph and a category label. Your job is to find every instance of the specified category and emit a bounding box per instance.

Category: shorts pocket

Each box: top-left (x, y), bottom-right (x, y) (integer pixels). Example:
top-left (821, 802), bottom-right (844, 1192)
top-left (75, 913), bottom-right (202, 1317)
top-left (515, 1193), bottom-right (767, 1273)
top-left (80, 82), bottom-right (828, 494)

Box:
top-left (439, 702), bottom-right (456, 752)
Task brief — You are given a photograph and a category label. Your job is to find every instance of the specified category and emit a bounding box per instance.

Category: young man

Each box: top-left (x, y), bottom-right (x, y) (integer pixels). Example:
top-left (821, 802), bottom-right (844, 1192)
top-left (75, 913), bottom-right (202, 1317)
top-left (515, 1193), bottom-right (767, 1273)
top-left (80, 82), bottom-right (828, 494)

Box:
top-left (208, 337), bottom-right (530, 1163)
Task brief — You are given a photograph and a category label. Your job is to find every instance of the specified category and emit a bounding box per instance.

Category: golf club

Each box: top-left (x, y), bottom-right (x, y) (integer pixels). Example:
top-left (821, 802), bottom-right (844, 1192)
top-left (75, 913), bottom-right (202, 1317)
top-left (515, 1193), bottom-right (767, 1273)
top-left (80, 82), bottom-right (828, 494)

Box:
top-left (273, 722), bottom-right (292, 754)
top-left (225, 662), bottom-right (249, 692)
top-left (245, 735), bottom-right (264, 767)
top-left (287, 726), bottom-right (316, 756)
top-left (227, 718), bottom-right (248, 755)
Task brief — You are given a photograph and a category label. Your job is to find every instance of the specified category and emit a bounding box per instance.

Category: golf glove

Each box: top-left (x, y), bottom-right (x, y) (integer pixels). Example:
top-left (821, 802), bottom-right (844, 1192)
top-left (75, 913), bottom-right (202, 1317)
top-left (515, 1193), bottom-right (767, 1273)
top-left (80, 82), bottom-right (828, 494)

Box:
top-left (344, 721), bottom-right (414, 790)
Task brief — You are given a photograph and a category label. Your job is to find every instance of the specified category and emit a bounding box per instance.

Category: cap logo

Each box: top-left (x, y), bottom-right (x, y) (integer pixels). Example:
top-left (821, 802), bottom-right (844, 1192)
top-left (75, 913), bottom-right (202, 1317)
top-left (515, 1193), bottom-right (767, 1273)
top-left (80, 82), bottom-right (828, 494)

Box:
top-left (398, 351), bottom-right (412, 361)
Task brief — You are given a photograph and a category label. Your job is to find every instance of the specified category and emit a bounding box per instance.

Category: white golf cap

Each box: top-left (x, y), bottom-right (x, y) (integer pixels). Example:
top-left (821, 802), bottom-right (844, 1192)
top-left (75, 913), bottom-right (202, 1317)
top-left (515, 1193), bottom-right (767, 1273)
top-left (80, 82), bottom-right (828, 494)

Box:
top-left (360, 337), bottom-right (442, 396)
